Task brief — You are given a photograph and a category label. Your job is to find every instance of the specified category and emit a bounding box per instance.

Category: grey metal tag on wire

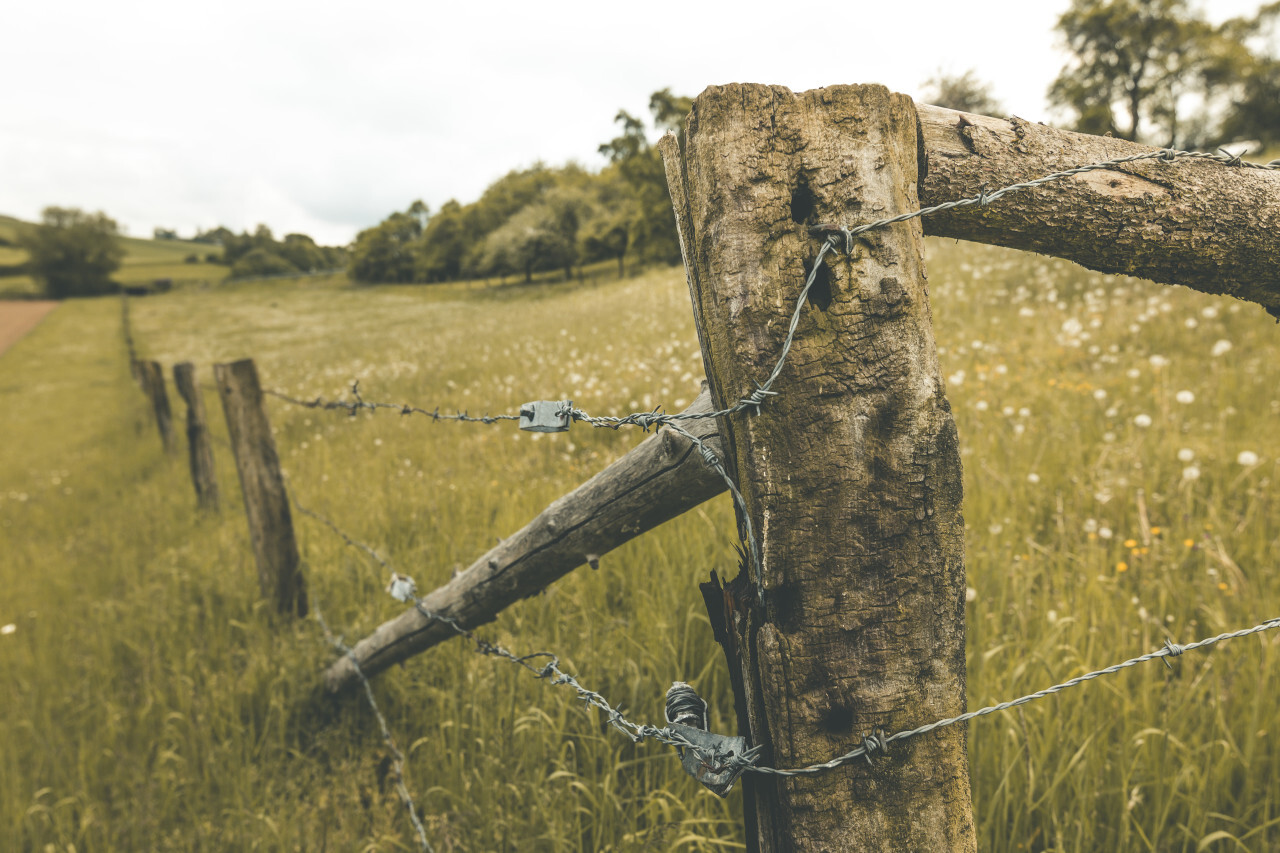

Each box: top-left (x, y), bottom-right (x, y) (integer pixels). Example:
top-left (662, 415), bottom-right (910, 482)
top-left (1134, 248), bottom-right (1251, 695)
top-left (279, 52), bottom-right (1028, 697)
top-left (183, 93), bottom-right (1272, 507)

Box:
top-left (664, 682), bottom-right (759, 797)
top-left (519, 400), bottom-right (573, 433)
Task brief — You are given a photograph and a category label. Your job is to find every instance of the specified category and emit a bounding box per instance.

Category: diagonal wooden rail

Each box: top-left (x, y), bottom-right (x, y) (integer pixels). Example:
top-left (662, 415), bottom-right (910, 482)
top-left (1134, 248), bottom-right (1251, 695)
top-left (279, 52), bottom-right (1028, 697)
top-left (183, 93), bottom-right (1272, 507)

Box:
top-left (323, 388), bottom-right (725, 692)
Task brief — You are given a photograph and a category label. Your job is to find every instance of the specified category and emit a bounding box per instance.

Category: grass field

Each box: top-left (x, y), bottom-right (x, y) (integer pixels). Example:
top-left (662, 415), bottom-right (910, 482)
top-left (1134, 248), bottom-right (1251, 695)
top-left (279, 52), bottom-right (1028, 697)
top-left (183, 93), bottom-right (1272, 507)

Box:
top-left (2, 236), bottom-right (1279, 851)
top-left (0, 215), bottom-right (229, 296)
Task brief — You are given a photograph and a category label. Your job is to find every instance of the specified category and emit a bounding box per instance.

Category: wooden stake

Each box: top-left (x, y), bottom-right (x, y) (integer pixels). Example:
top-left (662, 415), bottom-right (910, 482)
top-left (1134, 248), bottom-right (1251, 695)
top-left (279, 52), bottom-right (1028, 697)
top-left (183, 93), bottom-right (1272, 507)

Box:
top-left (663, 84), bottom-right (974, 851)
top-left (140, 360), bottom-right (176, 454)
top-left (214, 358), bottom-right (307, 617)
top-left (173, 362), bottom-right (220, 512)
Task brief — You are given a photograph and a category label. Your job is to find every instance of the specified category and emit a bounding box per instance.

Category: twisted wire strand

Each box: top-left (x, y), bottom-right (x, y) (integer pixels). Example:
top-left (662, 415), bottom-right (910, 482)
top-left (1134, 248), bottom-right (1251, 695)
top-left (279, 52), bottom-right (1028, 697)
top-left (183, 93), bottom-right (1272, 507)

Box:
top-left (265, 383), bottom-right (520, 425)
top-left (294, 499), bottom-right (702, 755)
top-left (312, 601), bottom-right (434, 853)
top-left (746, 616), bottom-right (1280, 777)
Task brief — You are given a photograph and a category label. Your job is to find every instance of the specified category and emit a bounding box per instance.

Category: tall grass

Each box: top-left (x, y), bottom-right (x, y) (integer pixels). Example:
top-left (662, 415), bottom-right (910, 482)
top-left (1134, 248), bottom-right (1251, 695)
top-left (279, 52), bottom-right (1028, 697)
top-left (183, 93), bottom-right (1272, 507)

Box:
top-left (1, 238), bottom-right (1278, 851)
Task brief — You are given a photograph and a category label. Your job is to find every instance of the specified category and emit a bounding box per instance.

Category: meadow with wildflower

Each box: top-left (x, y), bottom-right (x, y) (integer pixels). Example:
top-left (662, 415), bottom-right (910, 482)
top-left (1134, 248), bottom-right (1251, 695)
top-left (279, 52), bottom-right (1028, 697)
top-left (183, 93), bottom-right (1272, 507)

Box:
top-left (2, 236), bottom-right (1279, 850)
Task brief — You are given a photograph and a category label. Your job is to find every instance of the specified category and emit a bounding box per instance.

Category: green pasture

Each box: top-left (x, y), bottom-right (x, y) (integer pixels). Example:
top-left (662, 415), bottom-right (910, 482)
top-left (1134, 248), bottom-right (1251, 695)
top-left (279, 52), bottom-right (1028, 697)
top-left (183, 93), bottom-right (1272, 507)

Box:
top-left (0, 215), bottom-right (229, 296)
top-left (2, 237), bottom-right (1279, 851)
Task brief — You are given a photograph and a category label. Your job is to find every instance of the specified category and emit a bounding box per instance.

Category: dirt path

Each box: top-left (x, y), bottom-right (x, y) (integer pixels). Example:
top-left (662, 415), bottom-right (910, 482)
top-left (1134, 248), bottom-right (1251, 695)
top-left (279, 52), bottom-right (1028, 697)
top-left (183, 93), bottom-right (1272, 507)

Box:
top-left (0, 301), bottom-right (58, 357)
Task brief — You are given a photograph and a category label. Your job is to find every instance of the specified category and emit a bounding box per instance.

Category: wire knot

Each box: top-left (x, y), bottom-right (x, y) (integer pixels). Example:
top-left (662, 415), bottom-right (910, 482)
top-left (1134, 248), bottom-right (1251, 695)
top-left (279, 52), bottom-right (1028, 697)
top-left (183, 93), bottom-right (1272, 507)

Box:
top-left (738, 384), bottom-right (779, 415)
top-left (1162, 638), bottom-right (1185, 669)
top-left (860, 726), bottom-right (890, 765)
top-left (976, 186), bottom-right (994, 207)
top-left (1218, 146), bottom-right (1245, 167)
top-left (1156, 148), bottom-right (1178, 163)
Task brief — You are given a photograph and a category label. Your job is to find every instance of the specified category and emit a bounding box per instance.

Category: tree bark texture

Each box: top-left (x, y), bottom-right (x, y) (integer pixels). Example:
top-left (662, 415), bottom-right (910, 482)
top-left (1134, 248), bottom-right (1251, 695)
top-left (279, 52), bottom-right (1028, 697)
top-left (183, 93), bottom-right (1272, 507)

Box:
top-left (667, 84), bottom-right (974, 851)
top-left (325, 388), bottom-right (726, 692)
top-left (173, 362), bottom-right (220, 512)
top-left (140, 360), bottom-right (176, 454)
top-left (916, 103), bottom-right (1280, 317)
top-left (214, 358), bottom-right (307, 617)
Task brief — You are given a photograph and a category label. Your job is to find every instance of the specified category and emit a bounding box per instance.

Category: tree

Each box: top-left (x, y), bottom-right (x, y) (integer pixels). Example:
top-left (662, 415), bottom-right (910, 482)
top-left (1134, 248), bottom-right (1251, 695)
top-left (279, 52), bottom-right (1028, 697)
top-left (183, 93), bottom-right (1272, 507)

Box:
top-left (230, 248), bottom-right (298, 279)
top-left (597, 89), bottom-right (694, 267)
top-left (415, 200), bottom-right (470, 282)
top-left (349, 208), bottom-right (422, 283)
top-left (1049, 0), bottom-right (1211, 143)
top-left (20, 207), bottom-right (125, 298)
top-left (920, 70), bottom-right (1003, 114)
top-left (1213, 3), bottom-right (1280, 145)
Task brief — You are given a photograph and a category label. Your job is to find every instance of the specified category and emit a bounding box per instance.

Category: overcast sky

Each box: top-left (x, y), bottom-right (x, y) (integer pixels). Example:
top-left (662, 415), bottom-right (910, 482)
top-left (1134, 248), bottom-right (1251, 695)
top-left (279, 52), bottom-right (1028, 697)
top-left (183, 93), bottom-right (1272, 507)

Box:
top-left (0, 0), bottom-right (1262, 246)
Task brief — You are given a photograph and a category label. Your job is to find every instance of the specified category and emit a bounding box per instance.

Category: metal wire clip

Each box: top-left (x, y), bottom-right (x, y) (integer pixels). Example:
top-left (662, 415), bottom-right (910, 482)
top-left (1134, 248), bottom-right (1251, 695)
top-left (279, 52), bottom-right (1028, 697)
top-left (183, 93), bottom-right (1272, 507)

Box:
top-left (664, 682), bottom-right (759, 797)
top-left (518, 400), bottom-right (572, 433)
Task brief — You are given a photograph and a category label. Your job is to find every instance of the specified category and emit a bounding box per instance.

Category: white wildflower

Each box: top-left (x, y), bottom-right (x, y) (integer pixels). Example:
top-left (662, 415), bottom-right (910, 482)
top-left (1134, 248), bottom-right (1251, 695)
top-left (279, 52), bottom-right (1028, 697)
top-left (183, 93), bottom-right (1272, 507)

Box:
top-left (1212, 339), bottom-right (1233, 357)
top-left (1175, 390), bottom-right (1195, 404)
top-left (0, 624), bottom-right (14, 636)
top-left (1099, 527), bottom-right (1114, 539)
top-left (1237, 450), bottom-right (1260, 467)
top-left (1177, 448), bottom-right (1195, 463)
top-left (1027, 472), bottom-right (1041, 484)
top-left (1182, 465), bottom-right (1201, 482)
top-left (1133, 414), bottom-right (1153, 428)
top-left (1093, 389), bottom-right (1107, 401)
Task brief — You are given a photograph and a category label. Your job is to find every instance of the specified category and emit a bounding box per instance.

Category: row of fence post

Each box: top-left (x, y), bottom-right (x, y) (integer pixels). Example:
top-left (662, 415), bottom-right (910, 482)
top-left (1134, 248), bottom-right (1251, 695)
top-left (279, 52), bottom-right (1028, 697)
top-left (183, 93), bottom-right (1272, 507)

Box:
top-left (131, 343), bottom-right (307, 616)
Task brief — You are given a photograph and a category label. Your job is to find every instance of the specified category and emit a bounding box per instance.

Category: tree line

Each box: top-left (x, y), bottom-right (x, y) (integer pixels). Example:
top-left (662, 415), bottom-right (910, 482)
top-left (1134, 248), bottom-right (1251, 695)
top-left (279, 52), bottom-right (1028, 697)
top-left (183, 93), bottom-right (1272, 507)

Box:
top-left (348, 90), bottom-right (692, 285)
top-left (17, 0), bottom-right (1279, 298)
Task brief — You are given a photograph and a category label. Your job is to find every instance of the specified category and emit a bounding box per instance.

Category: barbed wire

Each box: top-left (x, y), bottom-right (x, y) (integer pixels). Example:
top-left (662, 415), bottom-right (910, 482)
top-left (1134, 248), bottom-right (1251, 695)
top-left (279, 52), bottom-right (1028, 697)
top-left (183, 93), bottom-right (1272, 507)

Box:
top-left (312, 600), bottom-right (434, 852)
top-left (294, 492), bottom-right (1280, 788)
top-left (264, 383), bottom-right (520, 424)
top-left (292, 498), bottom-right (704, 754)
top-left (742, 615), bottom-right (1280, 777)
top-left (265, 145), bottom-right (1272, 602)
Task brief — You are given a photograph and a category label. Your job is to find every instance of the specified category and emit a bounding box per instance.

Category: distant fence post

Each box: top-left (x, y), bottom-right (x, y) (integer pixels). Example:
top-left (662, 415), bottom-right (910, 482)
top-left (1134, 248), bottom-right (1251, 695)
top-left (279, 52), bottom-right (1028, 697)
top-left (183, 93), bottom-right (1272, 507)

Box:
top-left (661, 84), bottom-right (973, 850)
top-left (121, 294), bottom-right (140, 384)
top-left (214, 358), bottom-right (308, 617)
top-left (139, 360), bottom-right (177, 454)
top-left (173, 362), bottom-right (220, 512)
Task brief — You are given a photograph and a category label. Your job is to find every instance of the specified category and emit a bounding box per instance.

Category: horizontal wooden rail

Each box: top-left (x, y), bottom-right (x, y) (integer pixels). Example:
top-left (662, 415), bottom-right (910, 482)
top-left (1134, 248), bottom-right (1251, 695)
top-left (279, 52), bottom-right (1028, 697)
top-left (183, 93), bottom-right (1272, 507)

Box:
top-left (916, 103), bottom-right (1280, 317)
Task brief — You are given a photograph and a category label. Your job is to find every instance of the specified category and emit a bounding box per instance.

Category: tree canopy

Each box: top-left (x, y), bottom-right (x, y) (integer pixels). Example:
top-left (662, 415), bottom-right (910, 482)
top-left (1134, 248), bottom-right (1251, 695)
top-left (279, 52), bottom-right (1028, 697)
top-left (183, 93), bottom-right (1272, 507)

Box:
top-left (1049, 0), bottom-right (1280, 147)
top-left (348, 89), bottom-right (694, 285)
top-left (20, 207), bottom-right (125, 298)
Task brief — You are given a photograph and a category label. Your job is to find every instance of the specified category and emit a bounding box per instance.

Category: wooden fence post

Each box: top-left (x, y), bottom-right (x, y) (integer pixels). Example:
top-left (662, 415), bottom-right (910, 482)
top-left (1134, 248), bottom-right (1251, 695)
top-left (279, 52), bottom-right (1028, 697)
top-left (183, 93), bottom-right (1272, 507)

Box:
top-left (662, 84), bottom-right (973, 850)
top-left (173, 362), bottom-right (220, 512)
top-left (140, 360), bottom-right (177, 454)
top-left (214, 358), bottom-right (307, 617)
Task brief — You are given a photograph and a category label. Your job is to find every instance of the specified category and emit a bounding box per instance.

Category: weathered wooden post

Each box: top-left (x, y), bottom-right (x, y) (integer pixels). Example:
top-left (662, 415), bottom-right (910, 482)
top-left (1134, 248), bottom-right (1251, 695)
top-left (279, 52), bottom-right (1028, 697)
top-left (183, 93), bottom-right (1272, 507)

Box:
top-left (139, 360), bottom-right (177, 454)
top-left (214, 358), bottom-right (307, 617)
top-left (121, 294), bottom-right (141, 384)
top-left (661, 84), bottom-right (973, 850)
top-left (173, 362), bottom-right (220, 511)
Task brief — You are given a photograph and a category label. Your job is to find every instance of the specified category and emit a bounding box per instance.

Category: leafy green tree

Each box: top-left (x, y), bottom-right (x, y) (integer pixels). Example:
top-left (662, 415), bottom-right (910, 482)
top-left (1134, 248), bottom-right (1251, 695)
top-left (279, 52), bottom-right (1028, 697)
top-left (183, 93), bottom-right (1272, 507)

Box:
top-left (229, 248), bottom-right (298, 278)
top-left (476, 185), bottom-right (592, 283)
top-left (1049, 0), bottom-right (1213, 143)
top-left (920, 70), bottom-right (1004, 114)
top-left (1212, 3), bottom-right (1280, 145)
top-left (597, 89), bottom-right (693, 267)
top-left (415, 200), bottom-right (470, 282)
top-left (276, 233), bottom-right (329, 272)
top-left (349, 208), bottom-right (422, 283)
top-left (20, 207), bottom-right (125, 298)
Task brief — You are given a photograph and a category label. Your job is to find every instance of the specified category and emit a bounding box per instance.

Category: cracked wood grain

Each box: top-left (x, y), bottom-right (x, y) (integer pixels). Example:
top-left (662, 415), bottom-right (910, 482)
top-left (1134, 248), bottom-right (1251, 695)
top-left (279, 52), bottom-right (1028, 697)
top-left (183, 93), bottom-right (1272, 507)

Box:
top-left (673, 83), bottom-right (974, 852)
